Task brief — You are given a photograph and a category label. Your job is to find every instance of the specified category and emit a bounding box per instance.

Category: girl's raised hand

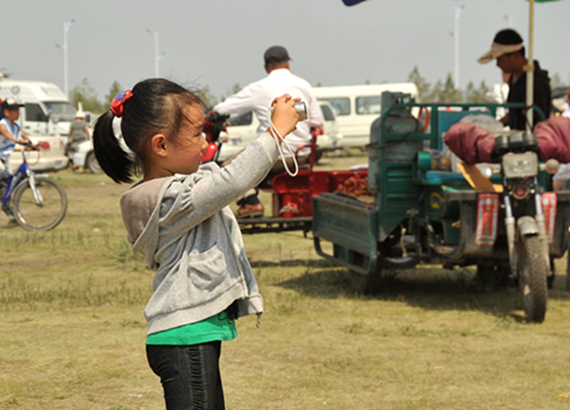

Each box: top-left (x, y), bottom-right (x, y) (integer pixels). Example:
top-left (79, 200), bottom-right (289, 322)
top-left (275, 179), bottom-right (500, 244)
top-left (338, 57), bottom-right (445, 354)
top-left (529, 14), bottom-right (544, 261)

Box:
top-left (269, 94), bottom-right (301, 140)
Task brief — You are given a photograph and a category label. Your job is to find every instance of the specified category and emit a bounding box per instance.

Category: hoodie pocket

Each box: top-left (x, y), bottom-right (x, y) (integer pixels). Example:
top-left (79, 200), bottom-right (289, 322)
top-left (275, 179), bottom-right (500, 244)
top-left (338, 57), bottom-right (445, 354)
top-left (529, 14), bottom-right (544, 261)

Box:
top-left (188, 245), bottom-right (228, 290)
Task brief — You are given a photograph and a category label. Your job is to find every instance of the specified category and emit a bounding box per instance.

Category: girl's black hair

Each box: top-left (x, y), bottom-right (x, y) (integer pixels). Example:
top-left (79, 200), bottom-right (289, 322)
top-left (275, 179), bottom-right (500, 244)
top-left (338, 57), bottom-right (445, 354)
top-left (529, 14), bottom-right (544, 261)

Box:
top-left (93, 78), bottom-right (203, 183)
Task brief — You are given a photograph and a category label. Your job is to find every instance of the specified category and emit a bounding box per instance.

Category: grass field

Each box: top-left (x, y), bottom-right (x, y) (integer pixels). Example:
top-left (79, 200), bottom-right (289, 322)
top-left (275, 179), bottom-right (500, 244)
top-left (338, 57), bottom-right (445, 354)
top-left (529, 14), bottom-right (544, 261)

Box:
top-left (2, 151), bottom-right (570, 410)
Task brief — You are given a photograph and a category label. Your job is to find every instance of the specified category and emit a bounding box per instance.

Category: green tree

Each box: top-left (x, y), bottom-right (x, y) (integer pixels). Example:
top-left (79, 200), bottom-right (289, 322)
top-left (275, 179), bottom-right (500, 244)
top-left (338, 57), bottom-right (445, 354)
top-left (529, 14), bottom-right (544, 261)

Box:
top-left (439, 73), bottom-right (462, 103)
top-left (407, 66), bottom-right (431, 102)
top-left (104, 81), bottom-right (123, 108)
top-left (70, 78), bottom-right (104, 113)
top-left (220, 83), bottom-right (242, 103)
top-left (424, 79), bottom-right (443, 102)
top-left (550, 72), bottom-right (563, 90)
top-left (464, 80), bottom-right (490, 104)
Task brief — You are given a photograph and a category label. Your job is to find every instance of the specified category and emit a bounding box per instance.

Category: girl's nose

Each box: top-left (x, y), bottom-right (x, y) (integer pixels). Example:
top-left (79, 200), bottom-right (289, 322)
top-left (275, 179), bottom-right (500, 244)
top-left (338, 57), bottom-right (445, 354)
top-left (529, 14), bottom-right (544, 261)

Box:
top-left (200, 134), bottom-right (208, 150)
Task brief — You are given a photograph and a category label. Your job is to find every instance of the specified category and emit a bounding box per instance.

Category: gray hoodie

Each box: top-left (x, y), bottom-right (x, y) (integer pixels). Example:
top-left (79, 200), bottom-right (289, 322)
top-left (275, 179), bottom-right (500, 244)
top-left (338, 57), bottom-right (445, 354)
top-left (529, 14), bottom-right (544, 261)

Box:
top-left (120, 132), bottom-right (279, 335)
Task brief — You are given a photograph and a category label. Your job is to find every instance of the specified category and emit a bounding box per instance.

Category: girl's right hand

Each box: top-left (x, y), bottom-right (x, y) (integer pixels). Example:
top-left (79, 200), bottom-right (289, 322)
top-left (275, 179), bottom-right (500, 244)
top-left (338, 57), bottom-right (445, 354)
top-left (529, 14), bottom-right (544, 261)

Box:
top-left (269, 94), bottom-right (300, 139)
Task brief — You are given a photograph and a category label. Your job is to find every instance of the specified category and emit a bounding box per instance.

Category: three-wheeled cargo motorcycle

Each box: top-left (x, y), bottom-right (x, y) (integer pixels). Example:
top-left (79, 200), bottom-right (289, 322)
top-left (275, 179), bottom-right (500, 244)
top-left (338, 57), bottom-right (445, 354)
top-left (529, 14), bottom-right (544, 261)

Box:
top-left (312, 92), bottom-right (570, 323)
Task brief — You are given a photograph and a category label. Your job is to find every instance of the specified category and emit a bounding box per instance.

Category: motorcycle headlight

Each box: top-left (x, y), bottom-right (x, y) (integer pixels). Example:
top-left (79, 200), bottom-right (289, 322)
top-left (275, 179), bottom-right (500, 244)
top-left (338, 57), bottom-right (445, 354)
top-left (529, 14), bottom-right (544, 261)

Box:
top-left (502, 152), bottom-right (538, 178)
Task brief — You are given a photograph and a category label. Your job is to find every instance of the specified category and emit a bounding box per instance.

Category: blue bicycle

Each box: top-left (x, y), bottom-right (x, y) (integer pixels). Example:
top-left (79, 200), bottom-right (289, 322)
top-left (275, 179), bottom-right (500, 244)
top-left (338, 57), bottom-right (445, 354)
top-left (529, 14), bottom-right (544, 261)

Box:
top-left (1, 143), bottom-right (67, 231)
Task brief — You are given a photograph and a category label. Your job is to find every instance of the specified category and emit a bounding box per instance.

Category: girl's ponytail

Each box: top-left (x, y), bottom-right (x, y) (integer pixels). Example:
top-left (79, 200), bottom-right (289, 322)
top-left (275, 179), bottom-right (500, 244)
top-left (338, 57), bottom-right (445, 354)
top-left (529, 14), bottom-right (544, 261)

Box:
top-left (93, 111), bottom-right (134, 183)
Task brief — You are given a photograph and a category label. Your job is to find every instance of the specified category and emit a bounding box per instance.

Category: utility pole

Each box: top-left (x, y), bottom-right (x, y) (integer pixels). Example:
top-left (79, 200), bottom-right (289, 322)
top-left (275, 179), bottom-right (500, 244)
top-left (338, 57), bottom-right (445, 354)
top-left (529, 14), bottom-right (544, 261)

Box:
top-left (146, 29), bottom-right (164, 77)
top-left (453, 5), bottom-right (465, 90)
top-left (56, 19), bottom-right (75, 97)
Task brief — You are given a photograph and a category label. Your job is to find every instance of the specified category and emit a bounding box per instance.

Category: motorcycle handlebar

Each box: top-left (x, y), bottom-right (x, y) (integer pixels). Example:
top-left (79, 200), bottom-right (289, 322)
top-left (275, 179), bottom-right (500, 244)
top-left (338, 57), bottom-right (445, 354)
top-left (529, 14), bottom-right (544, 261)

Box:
top-left (204, 111), bottom-right (230, 143)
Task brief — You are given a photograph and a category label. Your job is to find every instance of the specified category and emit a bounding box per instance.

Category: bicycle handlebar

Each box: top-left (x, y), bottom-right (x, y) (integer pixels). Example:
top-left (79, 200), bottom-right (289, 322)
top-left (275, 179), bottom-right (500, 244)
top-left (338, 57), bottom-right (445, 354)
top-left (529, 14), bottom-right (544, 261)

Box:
top-left (22, 141), bottom-right (39, 151)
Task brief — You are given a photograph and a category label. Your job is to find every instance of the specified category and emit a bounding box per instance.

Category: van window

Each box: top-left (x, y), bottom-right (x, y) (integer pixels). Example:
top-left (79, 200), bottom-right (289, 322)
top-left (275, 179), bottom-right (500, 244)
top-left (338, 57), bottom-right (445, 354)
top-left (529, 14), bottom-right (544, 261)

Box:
top-left (320, 98), bottom-right (350, 116)
top-left (320, 104), bottom-right (335, 121)
top-left (25, 103), bottom-right (49, 122)
top-left (230, 111), bottom-right (253, 126)
top-left (44, 101), bottom-right (76, 122)
top-left (356, 96), bottom-right (381, 115)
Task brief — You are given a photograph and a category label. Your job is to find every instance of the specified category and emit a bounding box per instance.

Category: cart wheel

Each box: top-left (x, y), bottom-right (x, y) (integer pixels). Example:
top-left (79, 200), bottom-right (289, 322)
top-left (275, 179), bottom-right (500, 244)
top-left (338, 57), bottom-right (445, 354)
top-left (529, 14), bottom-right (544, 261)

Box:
top-left (381, 229), bottom-right (420, 270)
top-left (314, 150), bottom-right (323, 163)
top-left (383, 253), bottom-right (419, 270)
top-left (350, 269), bottom-right (383, 294)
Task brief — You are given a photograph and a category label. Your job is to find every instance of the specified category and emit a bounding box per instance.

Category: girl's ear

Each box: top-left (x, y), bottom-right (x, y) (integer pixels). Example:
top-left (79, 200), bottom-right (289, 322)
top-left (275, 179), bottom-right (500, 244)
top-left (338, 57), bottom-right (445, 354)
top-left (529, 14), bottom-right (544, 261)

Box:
top-left (150, 134), bottom-right (168, 157)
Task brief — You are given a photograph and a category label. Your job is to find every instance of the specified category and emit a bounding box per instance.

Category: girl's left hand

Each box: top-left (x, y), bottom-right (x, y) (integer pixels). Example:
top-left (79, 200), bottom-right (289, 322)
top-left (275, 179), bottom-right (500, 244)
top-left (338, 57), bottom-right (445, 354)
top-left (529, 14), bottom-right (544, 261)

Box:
top-left (270, 94), bottom-right (300, 138)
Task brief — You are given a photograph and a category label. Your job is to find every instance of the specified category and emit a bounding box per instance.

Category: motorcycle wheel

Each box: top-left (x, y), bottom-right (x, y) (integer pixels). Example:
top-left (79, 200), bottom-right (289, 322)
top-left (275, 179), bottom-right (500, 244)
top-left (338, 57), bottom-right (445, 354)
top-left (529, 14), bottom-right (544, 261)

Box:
top-left (517, 235), bottom-right (548, 323)
top-left (547, 260), bottom-right (555, 290)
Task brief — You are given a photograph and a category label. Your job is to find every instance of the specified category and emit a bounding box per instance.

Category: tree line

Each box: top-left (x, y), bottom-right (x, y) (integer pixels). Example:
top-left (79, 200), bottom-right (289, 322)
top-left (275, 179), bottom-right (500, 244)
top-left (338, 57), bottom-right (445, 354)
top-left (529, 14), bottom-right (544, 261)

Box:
top-left (71, 67), bottom-right (569, 114)
top-left (407, 66), bottom-right (568, 104)
top-left (70, 79), bottom-right (220, 114)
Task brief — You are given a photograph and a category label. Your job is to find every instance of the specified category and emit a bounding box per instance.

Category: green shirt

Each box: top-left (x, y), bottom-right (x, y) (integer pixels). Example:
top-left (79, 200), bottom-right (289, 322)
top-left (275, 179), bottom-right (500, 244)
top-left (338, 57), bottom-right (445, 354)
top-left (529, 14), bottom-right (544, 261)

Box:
top-left (146, 313), bottom-right (237, 345)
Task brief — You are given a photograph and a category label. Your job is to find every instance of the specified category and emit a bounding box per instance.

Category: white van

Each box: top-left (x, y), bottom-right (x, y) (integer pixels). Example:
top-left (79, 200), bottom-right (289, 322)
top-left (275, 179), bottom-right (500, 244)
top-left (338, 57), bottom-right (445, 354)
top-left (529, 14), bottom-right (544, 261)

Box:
top-left (313, 83), bottom-right (419, 148)
top-left (0, 79), bottom-right (76, 140)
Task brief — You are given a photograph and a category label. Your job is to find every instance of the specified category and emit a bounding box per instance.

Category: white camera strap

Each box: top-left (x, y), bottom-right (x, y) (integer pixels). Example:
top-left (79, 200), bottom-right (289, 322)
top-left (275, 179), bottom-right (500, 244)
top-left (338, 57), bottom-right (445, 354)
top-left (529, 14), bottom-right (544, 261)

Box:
top-left (266, 106), bottom-right (299, 177)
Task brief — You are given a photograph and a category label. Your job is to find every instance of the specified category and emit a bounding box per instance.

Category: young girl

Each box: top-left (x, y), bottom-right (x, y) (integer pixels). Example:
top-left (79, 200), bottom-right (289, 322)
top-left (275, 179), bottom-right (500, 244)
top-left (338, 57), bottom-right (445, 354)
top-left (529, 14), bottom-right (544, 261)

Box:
top-left (93, 78), bottom-right (300, 410)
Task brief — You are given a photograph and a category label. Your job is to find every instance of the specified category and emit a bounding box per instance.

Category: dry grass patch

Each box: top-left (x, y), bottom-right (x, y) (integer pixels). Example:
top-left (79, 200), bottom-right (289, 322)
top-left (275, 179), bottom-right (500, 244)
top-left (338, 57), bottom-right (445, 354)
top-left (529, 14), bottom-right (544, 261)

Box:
top-left (1, 165), bottom-right (570, 409)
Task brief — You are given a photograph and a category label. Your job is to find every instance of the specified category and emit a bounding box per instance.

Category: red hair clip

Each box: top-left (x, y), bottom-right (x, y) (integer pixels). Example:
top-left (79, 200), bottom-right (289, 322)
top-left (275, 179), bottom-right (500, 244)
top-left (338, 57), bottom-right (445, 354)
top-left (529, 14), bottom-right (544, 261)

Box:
top-left (110, 90), bottom-right (133, 117)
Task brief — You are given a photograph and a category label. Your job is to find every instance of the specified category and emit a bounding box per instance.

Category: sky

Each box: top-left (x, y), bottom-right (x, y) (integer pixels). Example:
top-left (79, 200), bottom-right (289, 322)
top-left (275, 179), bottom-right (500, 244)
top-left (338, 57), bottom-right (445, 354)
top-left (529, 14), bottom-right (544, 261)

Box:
top-left (2, 0), bottom-right (569, 106)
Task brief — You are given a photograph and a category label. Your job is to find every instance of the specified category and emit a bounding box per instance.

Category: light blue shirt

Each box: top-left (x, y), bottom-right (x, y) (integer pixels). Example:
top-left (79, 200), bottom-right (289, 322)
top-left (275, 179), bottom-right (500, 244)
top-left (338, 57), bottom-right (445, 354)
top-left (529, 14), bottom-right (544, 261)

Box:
top-left (0, 118), bottom-right (21, 152)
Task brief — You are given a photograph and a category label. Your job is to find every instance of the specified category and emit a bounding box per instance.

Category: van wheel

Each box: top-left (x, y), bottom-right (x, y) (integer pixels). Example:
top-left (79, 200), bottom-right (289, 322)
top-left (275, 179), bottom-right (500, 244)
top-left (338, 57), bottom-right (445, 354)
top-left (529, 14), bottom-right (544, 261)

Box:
top-left (86, 152), bottom-right (102, 174)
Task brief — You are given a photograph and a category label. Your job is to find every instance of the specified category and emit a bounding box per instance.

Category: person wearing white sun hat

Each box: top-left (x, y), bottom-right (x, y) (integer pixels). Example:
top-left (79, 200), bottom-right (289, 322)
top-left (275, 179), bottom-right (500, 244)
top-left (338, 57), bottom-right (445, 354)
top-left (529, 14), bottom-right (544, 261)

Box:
top-left (478, 28), bottom-right (551, 131)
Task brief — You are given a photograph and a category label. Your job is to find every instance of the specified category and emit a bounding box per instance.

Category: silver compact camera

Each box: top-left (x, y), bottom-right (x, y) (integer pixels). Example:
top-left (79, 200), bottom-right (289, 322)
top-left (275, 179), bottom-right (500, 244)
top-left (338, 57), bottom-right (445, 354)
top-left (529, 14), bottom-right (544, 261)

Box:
top-left (295, 101), bottom-right (307, 121)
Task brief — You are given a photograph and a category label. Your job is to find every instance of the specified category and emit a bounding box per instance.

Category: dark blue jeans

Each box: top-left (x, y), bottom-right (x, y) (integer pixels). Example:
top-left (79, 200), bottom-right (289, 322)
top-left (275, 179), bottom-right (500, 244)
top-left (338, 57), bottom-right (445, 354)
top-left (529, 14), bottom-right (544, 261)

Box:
top-left (147, 341), bottom-right (225, 410)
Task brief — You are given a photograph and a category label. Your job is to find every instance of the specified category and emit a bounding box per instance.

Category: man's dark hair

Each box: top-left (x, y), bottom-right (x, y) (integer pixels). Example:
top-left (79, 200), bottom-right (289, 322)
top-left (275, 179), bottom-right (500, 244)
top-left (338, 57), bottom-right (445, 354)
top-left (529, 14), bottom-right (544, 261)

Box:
top-left (265, 61), bottom-right (288, 71)
top-left (494, 29), bottom-right (525, 57)
top-left (494, 29), bottom-right (523, 45)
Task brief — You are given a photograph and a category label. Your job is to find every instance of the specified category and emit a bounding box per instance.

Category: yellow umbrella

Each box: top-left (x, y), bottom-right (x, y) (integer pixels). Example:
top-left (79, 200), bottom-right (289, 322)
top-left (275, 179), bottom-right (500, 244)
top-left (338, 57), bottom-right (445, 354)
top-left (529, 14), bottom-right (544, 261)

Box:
top-left (525, 0), bottom-right (561, 131)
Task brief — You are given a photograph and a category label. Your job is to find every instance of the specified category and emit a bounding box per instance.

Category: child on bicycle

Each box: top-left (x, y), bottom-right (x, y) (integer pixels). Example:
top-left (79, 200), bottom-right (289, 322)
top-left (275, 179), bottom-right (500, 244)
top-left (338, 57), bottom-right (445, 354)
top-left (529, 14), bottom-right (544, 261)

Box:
top-left (92, 78), bottom-right (300, 409)
top-left (0, 98), bottom-right (34, 176)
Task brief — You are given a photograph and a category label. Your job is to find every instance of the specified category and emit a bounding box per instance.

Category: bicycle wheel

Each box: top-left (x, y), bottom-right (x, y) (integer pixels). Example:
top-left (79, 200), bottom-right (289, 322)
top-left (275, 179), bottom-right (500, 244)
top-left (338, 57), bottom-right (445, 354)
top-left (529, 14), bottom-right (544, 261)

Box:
top-left (12, 176), bottom-right (68, 231)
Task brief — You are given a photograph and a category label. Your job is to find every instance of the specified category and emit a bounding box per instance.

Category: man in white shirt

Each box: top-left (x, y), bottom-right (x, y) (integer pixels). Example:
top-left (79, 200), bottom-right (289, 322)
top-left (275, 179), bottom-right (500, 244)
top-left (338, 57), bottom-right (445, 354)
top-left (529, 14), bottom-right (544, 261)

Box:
top-left (213, 45), bottom-right (323, 218)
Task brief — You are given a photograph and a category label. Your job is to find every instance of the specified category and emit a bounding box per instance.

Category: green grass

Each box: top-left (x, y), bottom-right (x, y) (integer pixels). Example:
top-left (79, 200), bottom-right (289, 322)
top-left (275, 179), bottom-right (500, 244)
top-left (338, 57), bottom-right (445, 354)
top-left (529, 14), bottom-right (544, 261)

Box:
top-left (2, 159), bottom-right (570, 409)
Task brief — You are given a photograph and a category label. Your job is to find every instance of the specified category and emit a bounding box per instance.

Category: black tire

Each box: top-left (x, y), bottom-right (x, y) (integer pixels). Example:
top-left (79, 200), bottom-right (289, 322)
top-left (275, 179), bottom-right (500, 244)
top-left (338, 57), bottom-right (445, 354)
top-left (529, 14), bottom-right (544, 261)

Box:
top-left (349, 254), bottom-right (384, 294)
top-left (86, 152), bottom-right (102, 174)
top-left (12, 176), bottom-right (67, 231)
top-left (383, 253), bottom-right (420, 270)
top-left (381, 230), bottom-right (420, 270)
top-left (547, 260), bottom-right (555, 290)
top-left (314, 150), bottom-right (324, 163)
top-left (517, 235), bottom-right (548, 323)
top-left (350, 269), bottom-right (383, 295)
top-left (476, 264), bottom-right (511, 291)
